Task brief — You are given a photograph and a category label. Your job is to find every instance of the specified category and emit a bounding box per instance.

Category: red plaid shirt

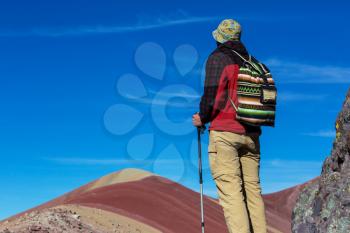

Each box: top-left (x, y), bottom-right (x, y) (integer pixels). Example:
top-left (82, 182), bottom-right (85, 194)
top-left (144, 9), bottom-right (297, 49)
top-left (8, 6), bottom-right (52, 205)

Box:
top-left (199, 41), bottom-right (261, 135)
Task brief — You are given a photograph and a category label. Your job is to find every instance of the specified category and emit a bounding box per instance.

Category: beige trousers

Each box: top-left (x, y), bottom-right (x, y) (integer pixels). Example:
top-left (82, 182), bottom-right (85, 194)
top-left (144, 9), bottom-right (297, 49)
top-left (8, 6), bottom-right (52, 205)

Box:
top-left (208, 130), bottom-right (267, 233)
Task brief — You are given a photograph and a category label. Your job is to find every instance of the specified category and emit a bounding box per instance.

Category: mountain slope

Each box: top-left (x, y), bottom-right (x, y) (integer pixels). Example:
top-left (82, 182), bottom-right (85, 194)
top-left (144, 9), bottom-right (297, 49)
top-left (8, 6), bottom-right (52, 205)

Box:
top-left (1, 168), bottom-right (310, 233)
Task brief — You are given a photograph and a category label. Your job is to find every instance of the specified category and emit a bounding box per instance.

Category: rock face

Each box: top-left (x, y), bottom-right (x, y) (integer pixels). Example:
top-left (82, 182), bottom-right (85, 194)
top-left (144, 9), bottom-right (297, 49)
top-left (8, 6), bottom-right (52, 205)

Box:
top-left (292, 88), bottom-right (350, 233)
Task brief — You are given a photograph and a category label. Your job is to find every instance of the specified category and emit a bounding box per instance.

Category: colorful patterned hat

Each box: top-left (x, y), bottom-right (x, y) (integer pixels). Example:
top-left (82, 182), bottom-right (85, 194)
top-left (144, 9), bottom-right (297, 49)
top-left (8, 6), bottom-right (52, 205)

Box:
top-left (212, 19), bottom-right (242, 43)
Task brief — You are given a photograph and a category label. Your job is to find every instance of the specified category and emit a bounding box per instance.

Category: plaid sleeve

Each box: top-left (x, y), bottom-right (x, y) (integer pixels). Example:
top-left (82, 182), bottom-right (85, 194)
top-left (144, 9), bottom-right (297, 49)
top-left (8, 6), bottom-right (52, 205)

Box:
top-left (199, 53), bottom-right (227, 124)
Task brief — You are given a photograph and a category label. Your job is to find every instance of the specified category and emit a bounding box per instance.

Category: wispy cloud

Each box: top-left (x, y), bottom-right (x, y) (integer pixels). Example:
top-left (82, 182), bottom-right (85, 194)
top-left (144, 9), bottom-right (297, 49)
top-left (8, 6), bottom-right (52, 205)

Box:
top-left (262, 159), bottom-right (323, 170)
top-left (278, 92), bottom-right (328, 101)
top-left (125, 96), bottom-right (197, 108)
top-left (261, 159), bottom-right (322, 193)
top-left (149, 89), bottom-right (200, 99)
top-left (43, 157), bottom-right (184, 166)
top-left (44, 157), bottom-right (144, 166)
top-left (301, 130), bottom-right (336, 138)
top-left (266, 58), bottom-right (350, 83)
top-left (123, 89), bottom-right (199, 108)
top-left (0, 15), bottom-right (219, 37)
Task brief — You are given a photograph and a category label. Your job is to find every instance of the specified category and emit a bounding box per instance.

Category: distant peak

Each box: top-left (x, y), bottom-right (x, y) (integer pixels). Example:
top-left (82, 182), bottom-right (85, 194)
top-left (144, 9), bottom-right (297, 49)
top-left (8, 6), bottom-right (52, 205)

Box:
top-left (85, 168), bottom-right (155, 192)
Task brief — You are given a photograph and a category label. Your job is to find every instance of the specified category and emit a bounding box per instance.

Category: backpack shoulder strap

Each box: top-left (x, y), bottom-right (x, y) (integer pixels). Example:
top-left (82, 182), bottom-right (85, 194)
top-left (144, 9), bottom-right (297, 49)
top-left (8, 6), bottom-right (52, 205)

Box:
top-left (231, 49), bottom-right (250, 64)
top-left (231, 49), bottom-right (270, 84)
top-left (232, 50), bottom-right (262, 71)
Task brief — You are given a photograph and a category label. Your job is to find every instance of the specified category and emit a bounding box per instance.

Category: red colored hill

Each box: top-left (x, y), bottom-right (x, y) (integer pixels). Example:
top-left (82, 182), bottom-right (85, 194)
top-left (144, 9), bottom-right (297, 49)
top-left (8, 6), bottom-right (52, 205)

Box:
top-left (1, 168), bottom-right (317, 233)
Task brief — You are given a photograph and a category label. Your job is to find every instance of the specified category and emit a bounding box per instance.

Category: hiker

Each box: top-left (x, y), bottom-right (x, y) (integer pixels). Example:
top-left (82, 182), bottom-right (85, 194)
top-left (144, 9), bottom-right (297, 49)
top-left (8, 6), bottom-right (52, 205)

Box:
top-left (192, 19), bottom-right (268, 233)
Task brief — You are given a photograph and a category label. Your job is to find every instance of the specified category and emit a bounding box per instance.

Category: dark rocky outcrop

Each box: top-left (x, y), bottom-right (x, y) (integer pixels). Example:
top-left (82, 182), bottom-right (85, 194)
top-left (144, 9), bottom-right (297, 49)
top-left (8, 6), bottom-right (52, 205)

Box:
top-left (292, 88), bottom-right (350, 233)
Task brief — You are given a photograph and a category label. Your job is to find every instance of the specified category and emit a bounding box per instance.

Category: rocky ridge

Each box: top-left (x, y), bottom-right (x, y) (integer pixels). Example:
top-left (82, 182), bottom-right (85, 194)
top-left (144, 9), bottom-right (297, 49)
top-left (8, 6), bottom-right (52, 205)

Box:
top-left (292, 88), bottom-right (350, 233)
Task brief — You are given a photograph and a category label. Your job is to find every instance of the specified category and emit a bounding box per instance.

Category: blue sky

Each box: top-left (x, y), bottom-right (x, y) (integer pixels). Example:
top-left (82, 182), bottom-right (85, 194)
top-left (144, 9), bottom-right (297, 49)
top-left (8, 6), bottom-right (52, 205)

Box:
top-left (1, 0), bottom-right (350, 220)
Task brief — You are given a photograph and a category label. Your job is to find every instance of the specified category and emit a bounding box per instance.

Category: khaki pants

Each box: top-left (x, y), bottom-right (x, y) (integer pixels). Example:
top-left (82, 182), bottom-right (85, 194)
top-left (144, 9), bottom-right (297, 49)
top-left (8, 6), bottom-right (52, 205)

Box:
top-left (208, 130), bottom-right (267, 233)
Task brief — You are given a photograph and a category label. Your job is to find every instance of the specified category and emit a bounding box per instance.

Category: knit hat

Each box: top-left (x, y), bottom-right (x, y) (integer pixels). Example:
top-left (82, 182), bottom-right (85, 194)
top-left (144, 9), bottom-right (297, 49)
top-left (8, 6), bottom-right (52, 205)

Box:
top-left (212, 19), bottom-right (242, 43)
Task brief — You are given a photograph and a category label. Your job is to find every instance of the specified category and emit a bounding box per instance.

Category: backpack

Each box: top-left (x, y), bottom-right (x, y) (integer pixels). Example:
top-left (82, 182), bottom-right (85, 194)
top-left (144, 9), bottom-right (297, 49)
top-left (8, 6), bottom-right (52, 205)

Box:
top-left (228, 50), bottom-right (277, 127)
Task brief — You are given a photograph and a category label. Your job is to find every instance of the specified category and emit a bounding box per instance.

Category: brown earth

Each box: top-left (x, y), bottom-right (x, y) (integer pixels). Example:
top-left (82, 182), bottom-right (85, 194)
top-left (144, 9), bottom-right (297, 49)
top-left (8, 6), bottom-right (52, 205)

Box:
top-left (0, 168), bottom-right (315, 233)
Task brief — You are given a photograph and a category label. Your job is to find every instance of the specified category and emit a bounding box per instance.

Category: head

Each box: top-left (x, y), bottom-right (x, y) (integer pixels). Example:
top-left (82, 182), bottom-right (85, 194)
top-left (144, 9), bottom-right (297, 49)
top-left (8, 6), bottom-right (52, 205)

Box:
top-left (212, 19), bottom-right (242, 44)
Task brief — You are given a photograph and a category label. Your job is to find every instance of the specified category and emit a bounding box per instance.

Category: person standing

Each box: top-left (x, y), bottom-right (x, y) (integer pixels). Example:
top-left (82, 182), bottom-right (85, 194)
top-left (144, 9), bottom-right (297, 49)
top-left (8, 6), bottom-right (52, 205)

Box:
top-left (192, 19), bottom-right (267, 233)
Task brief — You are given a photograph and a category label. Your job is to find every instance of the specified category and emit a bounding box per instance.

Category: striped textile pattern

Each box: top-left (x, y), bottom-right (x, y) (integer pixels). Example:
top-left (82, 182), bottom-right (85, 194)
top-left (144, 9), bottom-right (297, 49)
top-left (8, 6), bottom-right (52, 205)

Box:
top-left (233, 62), bottom-right (277, 127)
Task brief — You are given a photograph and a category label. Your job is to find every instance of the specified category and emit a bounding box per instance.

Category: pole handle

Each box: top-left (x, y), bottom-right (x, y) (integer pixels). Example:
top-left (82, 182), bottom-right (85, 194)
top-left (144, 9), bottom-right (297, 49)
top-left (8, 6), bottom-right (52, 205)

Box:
top-left (197, 125), bottom-right (206, 134)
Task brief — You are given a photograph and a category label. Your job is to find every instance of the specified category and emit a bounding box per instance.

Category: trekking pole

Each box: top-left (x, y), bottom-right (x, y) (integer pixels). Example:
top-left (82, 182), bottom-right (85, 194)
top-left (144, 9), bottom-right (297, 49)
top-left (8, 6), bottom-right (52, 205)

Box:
top-left (197, 125), bottom-right (206, 233)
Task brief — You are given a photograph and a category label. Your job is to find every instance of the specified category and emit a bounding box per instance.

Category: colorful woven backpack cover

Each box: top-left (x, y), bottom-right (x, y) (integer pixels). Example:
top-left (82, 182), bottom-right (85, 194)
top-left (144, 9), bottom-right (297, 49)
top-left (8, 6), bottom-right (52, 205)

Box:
top-left (229, 50), bottom-right (277, 127)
